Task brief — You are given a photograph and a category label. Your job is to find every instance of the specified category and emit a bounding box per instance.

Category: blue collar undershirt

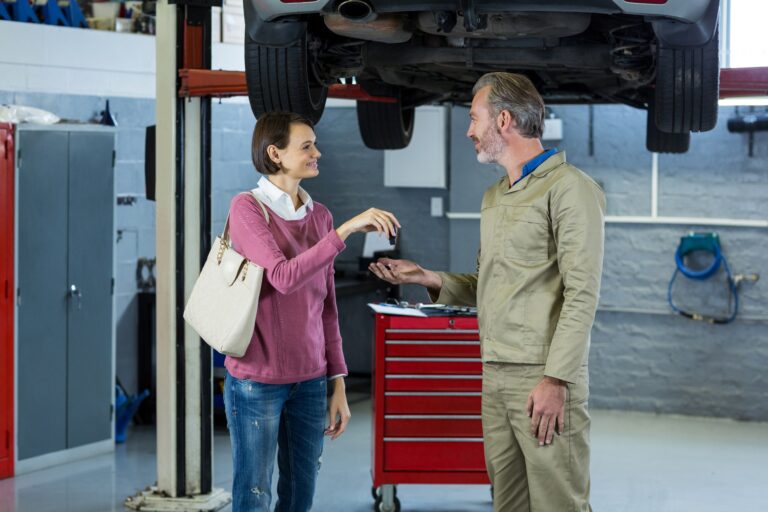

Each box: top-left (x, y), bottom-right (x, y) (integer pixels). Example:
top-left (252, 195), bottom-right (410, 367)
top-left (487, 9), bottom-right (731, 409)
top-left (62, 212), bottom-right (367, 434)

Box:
top-left (513, 147), bottom-right (558, 186)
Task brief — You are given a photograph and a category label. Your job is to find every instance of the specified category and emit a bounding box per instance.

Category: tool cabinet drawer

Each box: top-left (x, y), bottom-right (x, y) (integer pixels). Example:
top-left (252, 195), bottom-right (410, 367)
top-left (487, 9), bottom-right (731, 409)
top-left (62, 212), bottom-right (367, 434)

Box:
top-left (385, 340), bottom-right (480, 358)
top-left (384, 393), bottom-right (482, 414)
top-left (385, 376), bottom-right (482, 392)
top-left (383, 439), bottom-right (486, 472)
top-left (384, 416), bottom-right (483, 438)
top-left (386, 316), bottom-right (478, 331)
top-left (385, 359), bottom-right (482, 375)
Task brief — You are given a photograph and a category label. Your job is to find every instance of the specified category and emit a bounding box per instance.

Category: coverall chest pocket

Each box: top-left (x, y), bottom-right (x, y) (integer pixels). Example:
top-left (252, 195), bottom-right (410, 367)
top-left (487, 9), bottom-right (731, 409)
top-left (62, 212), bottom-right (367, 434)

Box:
top-left (500, 206), bottom-right (550, 263)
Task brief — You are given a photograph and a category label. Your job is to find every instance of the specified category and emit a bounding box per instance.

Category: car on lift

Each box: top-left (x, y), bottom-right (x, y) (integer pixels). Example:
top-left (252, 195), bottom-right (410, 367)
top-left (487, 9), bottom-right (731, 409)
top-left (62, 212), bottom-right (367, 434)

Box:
top-left (243, 0), bottom-right (721, 154)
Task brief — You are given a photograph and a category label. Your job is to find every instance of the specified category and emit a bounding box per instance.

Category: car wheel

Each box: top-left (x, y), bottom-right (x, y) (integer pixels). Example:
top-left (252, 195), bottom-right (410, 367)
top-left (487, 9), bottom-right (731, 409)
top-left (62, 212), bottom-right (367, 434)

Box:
top-left (244, 33), bottom-right (327, 124)
top-left (654, 28), bottom-right (719, 134)
top-left (357, 90), bottom-right (415, 150)
top-left (646, 101), bottom-right (690, 153)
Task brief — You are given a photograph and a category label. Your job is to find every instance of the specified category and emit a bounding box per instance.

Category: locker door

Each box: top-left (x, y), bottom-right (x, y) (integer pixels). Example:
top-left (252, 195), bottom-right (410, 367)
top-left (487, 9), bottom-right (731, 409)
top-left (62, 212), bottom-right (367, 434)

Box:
top-left (0, 124), bottom-right (14, 478)
top-left (66, 131), bottom-right (114, 448)
top-left (16, 130), bottom-right (69, 459)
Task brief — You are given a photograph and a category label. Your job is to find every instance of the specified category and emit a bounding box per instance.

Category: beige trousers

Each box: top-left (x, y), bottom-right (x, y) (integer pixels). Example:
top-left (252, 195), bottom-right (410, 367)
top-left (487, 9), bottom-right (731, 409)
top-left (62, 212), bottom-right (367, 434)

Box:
top-left (482, 363), bottom-right (592, 512)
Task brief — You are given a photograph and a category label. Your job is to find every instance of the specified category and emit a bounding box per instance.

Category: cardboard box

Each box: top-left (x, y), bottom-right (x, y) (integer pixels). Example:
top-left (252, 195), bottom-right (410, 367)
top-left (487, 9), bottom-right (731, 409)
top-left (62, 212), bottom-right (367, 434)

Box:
top-left (88, 17), bottom-right (115, 31)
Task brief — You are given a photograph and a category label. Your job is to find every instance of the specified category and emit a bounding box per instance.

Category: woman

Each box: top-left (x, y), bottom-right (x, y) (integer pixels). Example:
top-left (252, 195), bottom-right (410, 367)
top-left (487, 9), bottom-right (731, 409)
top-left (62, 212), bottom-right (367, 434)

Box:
top-left (224, 111), bottom-right (400, 512)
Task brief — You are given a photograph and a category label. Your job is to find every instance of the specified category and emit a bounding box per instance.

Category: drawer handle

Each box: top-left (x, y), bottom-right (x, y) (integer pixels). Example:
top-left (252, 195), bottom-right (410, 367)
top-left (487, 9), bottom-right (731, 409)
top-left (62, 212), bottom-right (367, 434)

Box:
top-left (385, 340), bottom-right (480, 345)
top-left (386, 329), bottom-right (479, 334)
top-left (383, 437), bottom-right (484, 442)
top-left (385, 415), bottom-right (481, 419)
top-left (386, 375), bottom-right (482, 379)
top-left (386, 392), bottom-right (482, 396)
top-left (386, 357), bottom-right (481, 362)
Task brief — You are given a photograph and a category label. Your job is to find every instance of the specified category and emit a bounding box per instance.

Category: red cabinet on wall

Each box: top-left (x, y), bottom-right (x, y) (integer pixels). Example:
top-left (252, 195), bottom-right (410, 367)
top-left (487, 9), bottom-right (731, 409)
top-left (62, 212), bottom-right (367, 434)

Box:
top-left (0, 123), bottom-right (14, 479)
top-left (371, 314), bottom-right (489, 511)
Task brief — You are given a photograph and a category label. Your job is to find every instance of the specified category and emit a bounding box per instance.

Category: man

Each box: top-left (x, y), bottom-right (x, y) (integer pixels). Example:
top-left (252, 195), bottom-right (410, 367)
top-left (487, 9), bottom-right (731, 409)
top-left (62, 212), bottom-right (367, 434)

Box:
top-left (369, 72), bottom-right (605, 511)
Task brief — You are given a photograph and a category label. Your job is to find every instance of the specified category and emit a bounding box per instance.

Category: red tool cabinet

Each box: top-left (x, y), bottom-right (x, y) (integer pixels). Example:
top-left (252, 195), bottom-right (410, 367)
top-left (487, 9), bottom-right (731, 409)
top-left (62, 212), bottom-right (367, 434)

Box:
top-left (371, 314), bottom-right (489, 511)
top-left (0, 123), bottom-right (14, 479)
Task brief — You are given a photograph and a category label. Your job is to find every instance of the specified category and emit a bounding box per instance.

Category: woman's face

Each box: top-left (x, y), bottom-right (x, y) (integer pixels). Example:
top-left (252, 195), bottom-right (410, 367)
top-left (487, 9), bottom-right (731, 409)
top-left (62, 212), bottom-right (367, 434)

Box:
top-left (270, 122), bottom-right (321, 179)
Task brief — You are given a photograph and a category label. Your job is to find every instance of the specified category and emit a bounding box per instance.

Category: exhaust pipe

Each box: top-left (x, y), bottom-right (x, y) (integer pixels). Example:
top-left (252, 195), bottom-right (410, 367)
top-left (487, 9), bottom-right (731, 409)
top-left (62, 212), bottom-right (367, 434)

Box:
top-left (326, 0), bottom-right (411, 44)
top-left (337, 0), bottom-right (375, 22)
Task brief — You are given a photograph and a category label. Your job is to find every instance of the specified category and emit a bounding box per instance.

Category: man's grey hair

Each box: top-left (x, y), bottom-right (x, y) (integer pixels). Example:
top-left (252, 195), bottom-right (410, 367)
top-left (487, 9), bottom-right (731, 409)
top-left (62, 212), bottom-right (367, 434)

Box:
top-left (472, 72), bottom-right (546, 139)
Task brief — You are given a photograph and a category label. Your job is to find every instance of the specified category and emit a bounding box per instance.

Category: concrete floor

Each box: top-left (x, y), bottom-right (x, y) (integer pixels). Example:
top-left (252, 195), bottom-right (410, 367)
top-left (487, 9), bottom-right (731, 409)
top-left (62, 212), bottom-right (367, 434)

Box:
top-left (1, 392), bottom-right (766, 512)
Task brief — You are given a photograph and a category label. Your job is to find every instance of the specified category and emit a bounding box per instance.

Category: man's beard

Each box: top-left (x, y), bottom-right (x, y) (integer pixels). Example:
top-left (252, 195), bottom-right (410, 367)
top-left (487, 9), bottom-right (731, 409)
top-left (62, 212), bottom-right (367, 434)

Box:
top-left (476, 124), bottom-right (504, 164)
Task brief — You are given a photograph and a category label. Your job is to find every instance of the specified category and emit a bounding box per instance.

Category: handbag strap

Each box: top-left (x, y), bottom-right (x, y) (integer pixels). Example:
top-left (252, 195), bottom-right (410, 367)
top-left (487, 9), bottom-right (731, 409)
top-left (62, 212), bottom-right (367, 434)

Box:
top-left (221, 191), bottom-right (270, 244)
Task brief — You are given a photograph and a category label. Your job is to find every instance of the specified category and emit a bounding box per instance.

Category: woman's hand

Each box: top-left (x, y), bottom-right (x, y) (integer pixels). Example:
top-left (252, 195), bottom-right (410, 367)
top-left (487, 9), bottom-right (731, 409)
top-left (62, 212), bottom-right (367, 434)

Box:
top-left (325, 378), bottom-right (351, 440)
top-left (336, 208), bottom-right (400, 242)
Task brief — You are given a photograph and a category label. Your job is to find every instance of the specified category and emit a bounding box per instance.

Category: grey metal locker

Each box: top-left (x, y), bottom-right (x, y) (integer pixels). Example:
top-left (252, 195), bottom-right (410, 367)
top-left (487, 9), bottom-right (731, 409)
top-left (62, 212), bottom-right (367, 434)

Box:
top-left (16, 125), bottom-right (115, 461)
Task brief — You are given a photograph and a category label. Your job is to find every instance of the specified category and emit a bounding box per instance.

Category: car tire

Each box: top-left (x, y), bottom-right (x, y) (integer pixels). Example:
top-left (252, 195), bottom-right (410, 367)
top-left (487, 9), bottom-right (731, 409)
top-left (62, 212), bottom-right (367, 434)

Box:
top-left (357, 92), bottom-right (415, 150)
top-left (244, 34), bottom-right (327, 124)
top-left (654, 29), bottom-right (719, 134)
top-left (646, 102), bottom-right (690, 153)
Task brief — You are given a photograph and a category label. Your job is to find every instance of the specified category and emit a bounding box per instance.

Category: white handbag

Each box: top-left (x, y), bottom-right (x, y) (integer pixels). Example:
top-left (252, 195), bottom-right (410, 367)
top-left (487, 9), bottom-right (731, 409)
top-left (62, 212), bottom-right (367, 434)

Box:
top-left (183, 194), bottom-right (269, 357)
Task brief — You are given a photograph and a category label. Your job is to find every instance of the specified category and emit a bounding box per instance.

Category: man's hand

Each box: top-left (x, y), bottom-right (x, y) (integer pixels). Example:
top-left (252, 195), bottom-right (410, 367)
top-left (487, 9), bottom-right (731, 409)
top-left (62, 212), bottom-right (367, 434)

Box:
top-left (369, 258), bottom-right (442, 291)
top-left (325, 378), bottom-right (351, 440)
top-left (525, 376), bottom-right (567, 446)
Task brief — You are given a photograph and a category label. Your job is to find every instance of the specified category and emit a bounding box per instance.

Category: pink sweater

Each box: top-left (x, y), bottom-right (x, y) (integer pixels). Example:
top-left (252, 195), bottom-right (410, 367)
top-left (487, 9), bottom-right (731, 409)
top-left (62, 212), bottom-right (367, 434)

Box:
top-left (224, 193), bottom-right (348, 384)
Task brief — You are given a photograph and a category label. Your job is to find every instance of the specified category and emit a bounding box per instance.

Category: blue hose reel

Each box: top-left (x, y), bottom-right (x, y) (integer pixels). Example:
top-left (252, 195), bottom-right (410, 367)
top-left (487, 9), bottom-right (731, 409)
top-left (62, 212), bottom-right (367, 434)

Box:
top-left (668, 232), bottom-right (738, 324)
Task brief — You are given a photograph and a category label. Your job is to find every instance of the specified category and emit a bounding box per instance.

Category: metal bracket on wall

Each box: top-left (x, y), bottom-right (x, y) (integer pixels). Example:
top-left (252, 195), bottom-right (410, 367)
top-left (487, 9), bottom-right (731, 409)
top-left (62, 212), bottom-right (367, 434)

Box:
top-left (116, 195), bottom-right (137, 206)
top-left (727, 107), bottom-right (768, 158)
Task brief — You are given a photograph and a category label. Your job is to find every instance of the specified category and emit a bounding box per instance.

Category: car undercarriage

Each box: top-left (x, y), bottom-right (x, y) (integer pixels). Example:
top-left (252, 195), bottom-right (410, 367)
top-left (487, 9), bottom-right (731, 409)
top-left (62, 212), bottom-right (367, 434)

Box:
top-left (244, 0), bottom-right (721, 153)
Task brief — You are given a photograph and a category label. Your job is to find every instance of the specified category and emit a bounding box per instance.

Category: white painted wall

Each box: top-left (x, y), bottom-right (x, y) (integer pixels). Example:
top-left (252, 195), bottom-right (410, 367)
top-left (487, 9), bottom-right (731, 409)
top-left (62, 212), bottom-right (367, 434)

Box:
top-left (0, 20), bottom-right (247, 99)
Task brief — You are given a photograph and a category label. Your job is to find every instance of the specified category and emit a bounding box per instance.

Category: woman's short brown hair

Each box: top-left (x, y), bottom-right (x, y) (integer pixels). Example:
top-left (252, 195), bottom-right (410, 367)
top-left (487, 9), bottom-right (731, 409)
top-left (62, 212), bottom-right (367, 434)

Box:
top-left (251, 112), bottom-right (314, 175)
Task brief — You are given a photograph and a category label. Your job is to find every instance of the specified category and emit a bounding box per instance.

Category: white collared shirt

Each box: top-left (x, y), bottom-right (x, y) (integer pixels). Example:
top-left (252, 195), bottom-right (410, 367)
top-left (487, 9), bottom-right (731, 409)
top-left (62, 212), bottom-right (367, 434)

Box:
top-left (252, 176), bottom-right (314, 221)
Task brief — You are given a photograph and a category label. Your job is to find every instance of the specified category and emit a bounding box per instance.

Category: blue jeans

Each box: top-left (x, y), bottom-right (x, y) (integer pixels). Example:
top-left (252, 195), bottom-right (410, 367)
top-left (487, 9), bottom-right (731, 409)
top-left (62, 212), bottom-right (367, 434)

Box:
top-left (224, 372), bottom-right (327, 512)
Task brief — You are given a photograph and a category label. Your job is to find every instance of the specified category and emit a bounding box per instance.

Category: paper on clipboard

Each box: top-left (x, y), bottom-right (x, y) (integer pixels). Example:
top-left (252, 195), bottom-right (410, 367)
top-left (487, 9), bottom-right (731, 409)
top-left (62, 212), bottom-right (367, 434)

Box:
top-left (367, 303), bottom-right (428, 317)
top-left (362, 232), bottom-right (396, 258)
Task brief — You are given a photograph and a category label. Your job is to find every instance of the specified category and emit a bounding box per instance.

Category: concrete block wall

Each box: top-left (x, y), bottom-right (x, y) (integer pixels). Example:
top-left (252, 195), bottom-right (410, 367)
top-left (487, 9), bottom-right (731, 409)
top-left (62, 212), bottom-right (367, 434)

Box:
top-left (0, 91), bottom-right (447, 391)
top-left (4, 87), bottom-right (765, 421)
top-left (307, 107), bottom-right (450, 302)
top-left (448, 103), bottom-right (768, 421)
top-left (0, 91), bottom-right (258, 394)
top-left (1, 90), bottom-right (156, 395)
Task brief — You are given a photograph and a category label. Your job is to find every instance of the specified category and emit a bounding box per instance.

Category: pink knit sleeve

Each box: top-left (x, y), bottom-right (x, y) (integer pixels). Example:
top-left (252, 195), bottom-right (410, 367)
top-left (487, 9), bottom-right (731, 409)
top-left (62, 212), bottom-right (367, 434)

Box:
top-left (228, 194), bottom-right (346, 295)
top-left (322, 264), bottom-right (348, 377)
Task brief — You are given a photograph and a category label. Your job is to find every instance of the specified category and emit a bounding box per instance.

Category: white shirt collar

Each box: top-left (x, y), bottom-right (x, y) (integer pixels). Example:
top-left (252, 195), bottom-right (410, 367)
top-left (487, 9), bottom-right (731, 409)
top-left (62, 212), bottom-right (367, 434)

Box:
top-left (253, 176), bottom-right (314, 221)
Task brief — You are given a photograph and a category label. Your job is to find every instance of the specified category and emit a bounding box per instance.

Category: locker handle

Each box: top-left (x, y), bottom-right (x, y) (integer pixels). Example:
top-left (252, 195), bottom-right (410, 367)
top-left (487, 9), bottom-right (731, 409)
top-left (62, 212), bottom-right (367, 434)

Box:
top-left (69, 284), bottom-right (82, 310)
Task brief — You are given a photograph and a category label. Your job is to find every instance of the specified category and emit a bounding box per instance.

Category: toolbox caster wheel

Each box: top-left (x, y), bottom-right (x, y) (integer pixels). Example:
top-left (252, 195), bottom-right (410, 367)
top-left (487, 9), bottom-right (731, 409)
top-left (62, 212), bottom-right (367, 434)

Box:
top-left (375, 496), bottom-right (401, 512)
top-left (371, 486), bottom-right (397, 500)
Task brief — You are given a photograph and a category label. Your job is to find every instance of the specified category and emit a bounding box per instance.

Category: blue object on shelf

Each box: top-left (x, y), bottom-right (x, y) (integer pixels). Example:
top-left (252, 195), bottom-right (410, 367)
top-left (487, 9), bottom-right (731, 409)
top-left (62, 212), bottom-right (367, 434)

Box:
top-left (115, 386), bottom-right (150, 443)
top-left (41, 0), bottom-right (69, 26)
top-left (0, 2), bottom-right (11, 21)
top-left (62, 0), bottom-right (88, 28)
top-left (11, 0), bottom-right (40, 23)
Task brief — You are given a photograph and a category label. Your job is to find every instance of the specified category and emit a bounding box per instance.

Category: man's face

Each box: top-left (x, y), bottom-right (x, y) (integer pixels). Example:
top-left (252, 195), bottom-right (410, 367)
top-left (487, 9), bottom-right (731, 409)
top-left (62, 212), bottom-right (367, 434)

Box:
top-left (467, 86), bottom-right (504, 164)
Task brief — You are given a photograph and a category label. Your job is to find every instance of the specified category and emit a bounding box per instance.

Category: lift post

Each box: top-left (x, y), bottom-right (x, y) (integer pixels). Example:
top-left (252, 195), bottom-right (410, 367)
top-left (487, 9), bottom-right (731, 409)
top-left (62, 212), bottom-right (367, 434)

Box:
top-left (125, 0), bottom-right (227, 509)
